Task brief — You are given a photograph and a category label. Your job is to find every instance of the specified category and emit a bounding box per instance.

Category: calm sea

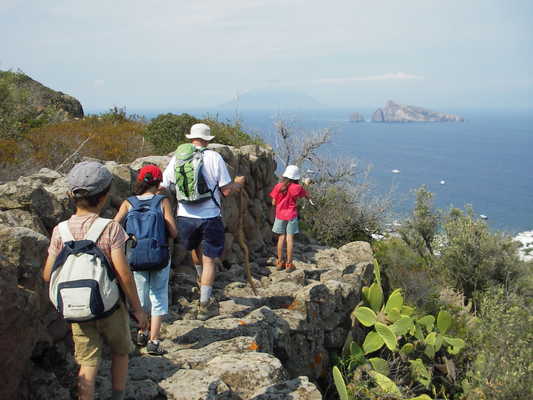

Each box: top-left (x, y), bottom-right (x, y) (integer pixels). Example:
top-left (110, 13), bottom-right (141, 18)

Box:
top-left (125, 107), bottom-right (533, 233)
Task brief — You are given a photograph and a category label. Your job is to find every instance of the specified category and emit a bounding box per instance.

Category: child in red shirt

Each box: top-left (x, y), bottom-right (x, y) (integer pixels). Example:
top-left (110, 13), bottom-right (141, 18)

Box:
top-left (269, 165), bottom-right (309, 272)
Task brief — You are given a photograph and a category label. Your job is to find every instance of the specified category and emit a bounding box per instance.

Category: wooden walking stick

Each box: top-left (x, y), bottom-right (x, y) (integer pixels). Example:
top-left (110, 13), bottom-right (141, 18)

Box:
top-left (237, 182), bottom-right (258, 296)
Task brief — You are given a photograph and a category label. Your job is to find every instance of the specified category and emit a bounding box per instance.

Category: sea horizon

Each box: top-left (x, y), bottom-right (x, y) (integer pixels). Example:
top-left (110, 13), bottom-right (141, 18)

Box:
top-left (87, 106), bottom-right (532, 234)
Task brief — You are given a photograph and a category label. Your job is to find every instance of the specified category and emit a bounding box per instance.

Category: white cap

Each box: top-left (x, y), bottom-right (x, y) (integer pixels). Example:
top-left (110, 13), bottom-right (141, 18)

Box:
top-left (282, 165), bottom-right (300, 180)
top-left (186, 123), bottom-right (215, 141)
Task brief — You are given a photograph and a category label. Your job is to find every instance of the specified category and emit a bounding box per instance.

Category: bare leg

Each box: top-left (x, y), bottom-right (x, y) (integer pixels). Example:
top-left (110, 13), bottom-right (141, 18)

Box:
top-left (201, 255), bottom-right (216, 287)
top-left (150, 316), bottom-right (162, 341)
top-left (277, 234), bottom-right (286, 262)
top-left (286, 234), bottom-right (294, 264)
top-left (111, 353), bottom-right (129, 391)
top-left (191, 247), bottom-right (202, 266)
top-left (78, 365), bottom-right (98, 400)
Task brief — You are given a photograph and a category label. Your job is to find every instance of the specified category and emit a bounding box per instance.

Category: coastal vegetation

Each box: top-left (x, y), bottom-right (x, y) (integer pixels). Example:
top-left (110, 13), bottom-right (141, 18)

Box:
top-left (332, 186), bottom-right (532, 400)
top-left (1, 72), bottom-right (531, 399)
top-left (0, 71), bottom-right (262, 181)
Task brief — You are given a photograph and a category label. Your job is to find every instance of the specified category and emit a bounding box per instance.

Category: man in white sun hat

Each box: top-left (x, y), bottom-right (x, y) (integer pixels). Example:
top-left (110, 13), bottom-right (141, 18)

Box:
top-left (160, 123), bottom-right (245, 320)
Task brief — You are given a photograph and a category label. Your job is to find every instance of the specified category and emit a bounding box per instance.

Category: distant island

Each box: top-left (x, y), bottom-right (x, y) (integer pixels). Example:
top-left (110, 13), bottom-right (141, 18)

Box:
top-left (219, 88), bottom-right (322, 110)
top-left (349, 112), bottom-right (365, 122)
top-left (371, 100), bottom-right (464, 122)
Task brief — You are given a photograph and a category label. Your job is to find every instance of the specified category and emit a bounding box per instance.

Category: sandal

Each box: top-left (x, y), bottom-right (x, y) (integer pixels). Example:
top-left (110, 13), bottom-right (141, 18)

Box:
top-left (136, 331), bottom-right (148, 347)
top-left (147, 340), bottom-right (167, 356)
top-left (285, 262), bottom-right (295, 272)
top-left (275, 259), bottom-right (285, 271)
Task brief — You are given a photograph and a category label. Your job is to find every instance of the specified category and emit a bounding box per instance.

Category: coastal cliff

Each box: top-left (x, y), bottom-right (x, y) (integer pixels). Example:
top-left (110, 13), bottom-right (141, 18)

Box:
top-left (372, 100), bottom-right (464, 122)
top-left (0, 145), bottom-right (375, 399)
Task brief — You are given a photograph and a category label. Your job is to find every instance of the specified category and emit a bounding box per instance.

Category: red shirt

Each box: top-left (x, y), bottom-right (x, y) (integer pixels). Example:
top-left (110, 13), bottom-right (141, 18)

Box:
top-left (269, 182), bottom-right (308, 221)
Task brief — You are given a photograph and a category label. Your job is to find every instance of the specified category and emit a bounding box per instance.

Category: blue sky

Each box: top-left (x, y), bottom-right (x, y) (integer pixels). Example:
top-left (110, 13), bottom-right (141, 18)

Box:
top-left (1, 0), bottom-right (531, 111)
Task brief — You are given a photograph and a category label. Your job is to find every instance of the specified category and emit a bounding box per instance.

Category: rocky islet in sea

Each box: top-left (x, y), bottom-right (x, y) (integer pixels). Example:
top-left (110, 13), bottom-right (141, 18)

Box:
top-left (371, 100), bottom-right (464, 122)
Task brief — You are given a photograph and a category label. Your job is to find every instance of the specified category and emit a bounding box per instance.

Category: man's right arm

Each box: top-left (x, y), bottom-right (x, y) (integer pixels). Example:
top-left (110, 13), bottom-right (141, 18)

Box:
top-left (220, 176), bottom-right (245, 197)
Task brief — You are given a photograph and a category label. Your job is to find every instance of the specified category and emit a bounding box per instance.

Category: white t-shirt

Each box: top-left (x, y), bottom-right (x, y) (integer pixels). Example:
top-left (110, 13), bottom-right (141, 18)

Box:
top-left (126, 194), bottom-right (164, 212)
top-left (161, 149), bottom-right (232, 218)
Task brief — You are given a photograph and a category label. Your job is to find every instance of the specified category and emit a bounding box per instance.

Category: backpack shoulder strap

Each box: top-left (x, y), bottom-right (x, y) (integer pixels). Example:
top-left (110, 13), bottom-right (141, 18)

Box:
top-left (149, 194), bottom-right (165, 210)
top-left (127, 196), bottom-right (141, 208)
top-left (58, 221), bottom-right (75, 243)
top-left (85, 218), bottom-right (112, 242)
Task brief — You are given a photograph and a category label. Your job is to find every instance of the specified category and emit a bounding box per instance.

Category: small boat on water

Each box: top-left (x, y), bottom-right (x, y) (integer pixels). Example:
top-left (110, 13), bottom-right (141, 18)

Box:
top-left (480, 214), bottom-right (488, 220)
top-left (440, 180), bottom-right (446, 185)
top-left (392, 169), bottom-right (400, 174)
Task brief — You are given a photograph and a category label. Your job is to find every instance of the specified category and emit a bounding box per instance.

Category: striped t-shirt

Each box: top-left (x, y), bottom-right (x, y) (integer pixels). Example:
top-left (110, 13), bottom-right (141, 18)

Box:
top-left (48, 213), bottom-right (128, 264)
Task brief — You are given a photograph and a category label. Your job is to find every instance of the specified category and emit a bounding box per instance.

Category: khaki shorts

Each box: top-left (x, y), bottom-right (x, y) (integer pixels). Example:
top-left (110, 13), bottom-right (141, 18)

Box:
top-left (71, 301), bottom-right (133, 367)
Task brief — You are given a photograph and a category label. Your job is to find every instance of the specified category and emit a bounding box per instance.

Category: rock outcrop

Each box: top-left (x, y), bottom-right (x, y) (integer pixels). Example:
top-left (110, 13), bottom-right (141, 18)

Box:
top-left (0, 70), bottom-right (84, 119)
top-left (372, 100), bottom-right (464, 122)
top-left (349, 112), bottom-right (365, 122)
top-left (0, 144), bottom-right (376, 399)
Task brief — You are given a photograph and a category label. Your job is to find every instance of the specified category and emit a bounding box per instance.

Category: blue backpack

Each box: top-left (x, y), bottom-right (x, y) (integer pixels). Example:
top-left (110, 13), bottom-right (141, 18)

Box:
top-left (124, 195), bottom-right (169, 271)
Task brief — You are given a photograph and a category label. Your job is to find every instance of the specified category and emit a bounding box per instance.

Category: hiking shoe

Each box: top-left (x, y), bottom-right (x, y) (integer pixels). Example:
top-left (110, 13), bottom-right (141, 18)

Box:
top-left (197, 298), bottom-right (219, 321)
top-left (275, 259), bottom-right (285, 271)
top-left (285, 262), bottom-right (295, 272)
top-left (146, 340), bottom-right (166, 356)
top-left (136, 331), bottom-right (148, 347)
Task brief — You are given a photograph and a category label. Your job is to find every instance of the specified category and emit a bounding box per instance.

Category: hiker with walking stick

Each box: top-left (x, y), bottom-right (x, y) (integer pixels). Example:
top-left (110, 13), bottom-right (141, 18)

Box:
top-left (160, 123), bottom-right (245, 320)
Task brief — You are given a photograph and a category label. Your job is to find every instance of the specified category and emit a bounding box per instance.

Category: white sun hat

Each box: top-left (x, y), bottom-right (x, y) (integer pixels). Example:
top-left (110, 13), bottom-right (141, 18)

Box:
top-left (282, 165), bottom-right (301, 180)
top-left (185, 123), bottom-right (215, 141)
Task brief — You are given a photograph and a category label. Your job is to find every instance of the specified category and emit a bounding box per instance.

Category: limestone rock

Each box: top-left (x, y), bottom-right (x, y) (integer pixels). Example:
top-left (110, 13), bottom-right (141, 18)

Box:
top-left (160, 369), bottom-right (233, 400)
top-left (0, 255), bottom-right (41, 400)
top-left (250, 376), bottom-right (322, 399)
top-left (372, 100), bottom-right (464, 122)
top-left (0, 209), bottom-right (47, 235)
top-left (349, 112), bottom-right (365, 122)
top-left (204, 352), bottom-right (287, 399)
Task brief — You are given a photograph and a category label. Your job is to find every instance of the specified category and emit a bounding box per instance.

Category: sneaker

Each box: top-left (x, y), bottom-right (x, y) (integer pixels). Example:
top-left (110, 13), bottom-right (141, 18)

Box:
top-left (136, 331), bottom-right (148, 347)
top-left (275, 259), bottom-right (285, 271)
top-left (146, 340), bottom-right (166, 356)
top-left (285, 262), bottom-right (295, 272)
top-left (197, 298), bottom-right (219, 321)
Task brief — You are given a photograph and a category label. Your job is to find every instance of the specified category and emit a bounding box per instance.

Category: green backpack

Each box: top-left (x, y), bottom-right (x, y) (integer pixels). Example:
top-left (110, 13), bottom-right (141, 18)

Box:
top-left (174, 143), bottom-right (218, 206)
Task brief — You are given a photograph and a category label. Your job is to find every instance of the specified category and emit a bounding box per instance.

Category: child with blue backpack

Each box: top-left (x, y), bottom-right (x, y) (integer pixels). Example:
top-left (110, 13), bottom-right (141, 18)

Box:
top-left (114, 165), bottom-right (177, 355)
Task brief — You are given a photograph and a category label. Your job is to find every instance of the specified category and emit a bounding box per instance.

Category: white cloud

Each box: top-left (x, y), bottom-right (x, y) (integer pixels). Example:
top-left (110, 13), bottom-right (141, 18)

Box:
top-left (312, 72), bottom-right (425, 85)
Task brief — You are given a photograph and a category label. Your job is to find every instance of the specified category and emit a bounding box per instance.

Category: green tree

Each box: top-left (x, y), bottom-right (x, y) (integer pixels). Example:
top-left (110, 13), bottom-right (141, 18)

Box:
top-left (439, 206), bottom-right (521, 300)
top-left (143, 113), bottom-right (199, 154)
top-left (398, 186), bottom-right (440, 265)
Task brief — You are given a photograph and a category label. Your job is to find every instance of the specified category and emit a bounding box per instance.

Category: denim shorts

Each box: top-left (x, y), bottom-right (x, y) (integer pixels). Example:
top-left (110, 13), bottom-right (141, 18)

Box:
top-left (272, 217), bottom-right (300, 235)
top-left (177, 216), bottom-right (225, 258)
top-left (133, 260), bottom-right (170, 316)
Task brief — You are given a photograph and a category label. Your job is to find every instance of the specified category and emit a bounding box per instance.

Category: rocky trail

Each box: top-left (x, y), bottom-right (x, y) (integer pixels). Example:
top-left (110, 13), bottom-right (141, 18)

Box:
top-left (0, 145), bottom-right (375, 399)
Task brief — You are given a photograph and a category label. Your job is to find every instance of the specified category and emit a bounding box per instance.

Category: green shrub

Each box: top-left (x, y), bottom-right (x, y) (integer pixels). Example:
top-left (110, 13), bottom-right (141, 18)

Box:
top-left (439, 206), bottom-right (522, 300)
top-left (300, 184), bottom-right (388, 247)
top-left (374, 238), bottom-right (441, 312)
top-left (143, 113), bottom-right (264, 155)
top-left (398, 186), bottom-right (440, 266)
top-left (0, 113), bottom-right (151, 181)
top-left (462, 287), bottom-right (533, 400)
top-left (143, 113), bottom-right (198, 154)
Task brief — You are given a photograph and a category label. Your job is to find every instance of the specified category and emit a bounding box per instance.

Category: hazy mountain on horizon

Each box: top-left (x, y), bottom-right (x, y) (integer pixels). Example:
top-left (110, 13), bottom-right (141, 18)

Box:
top-left (219, 88), bottom-right (323, 110)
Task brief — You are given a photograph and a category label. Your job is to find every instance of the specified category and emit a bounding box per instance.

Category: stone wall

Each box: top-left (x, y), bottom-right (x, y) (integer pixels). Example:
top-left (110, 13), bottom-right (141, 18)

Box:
top-left (0, 144), bottom-right (375, 399)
